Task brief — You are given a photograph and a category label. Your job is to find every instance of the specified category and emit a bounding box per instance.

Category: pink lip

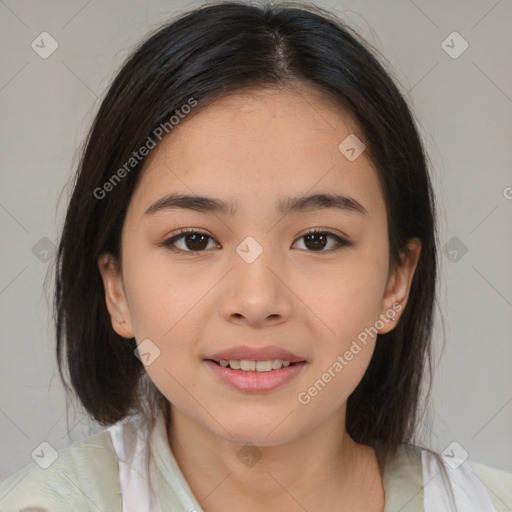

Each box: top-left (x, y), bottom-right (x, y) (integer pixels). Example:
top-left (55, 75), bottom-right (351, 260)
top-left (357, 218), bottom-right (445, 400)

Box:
top-left (206, 345), bottom-right (306, 363)
top-left (204, 360), bottom-right (306, 392)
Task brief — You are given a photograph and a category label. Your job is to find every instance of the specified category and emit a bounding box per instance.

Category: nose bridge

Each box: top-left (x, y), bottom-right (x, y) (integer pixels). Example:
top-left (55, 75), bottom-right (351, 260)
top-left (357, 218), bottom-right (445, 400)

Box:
top-left (220, 233), bottom-right (291, 322)
top-left (233, 233), bottom-right (279, 293)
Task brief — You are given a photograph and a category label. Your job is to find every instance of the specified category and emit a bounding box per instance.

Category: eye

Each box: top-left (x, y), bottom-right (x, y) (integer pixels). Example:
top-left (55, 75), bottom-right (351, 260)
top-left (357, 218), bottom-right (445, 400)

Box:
top-left (292, 228), bottom-right (350, 252)
top-left (162, 229), bottom-right (219, 254)
top-left (161, 228), bottom-right (350, 255)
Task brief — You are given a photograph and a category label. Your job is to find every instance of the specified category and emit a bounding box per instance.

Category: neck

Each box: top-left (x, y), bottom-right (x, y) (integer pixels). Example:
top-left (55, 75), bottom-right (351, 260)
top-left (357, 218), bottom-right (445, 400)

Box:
top-left (166, 405), bottom-right (384, 512)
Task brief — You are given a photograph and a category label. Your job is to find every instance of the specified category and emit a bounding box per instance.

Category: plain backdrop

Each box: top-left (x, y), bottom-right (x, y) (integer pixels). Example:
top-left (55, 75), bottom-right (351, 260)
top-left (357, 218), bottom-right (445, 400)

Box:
top-left (0, 0), bottom-right (511, 481)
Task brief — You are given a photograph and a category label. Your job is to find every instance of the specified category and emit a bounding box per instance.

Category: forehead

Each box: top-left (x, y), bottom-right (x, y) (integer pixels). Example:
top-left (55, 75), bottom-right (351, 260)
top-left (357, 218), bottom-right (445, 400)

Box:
top-left (128, 86), bottom-right (385, 220)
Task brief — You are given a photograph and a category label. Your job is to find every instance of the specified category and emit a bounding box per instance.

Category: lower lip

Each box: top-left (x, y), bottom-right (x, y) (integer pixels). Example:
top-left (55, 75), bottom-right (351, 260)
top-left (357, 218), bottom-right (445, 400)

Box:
top-left (204, 360), bottom-right (306, 392)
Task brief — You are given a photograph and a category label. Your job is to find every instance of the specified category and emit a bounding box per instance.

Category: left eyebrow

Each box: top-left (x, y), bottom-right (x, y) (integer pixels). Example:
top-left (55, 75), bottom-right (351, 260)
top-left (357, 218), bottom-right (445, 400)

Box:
top-left (144, 192), bottom-right (368, 217)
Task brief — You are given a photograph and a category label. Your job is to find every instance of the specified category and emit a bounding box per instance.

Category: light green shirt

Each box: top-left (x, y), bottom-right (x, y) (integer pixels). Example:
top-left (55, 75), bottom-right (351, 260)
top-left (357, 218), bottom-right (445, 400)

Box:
top-left (1, 414), bottom-right (511, 511)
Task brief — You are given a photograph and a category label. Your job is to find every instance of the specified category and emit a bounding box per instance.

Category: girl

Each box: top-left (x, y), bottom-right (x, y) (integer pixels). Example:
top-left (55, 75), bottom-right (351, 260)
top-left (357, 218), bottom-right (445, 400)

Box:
top-left (1, 2), bottom-right (510, 511)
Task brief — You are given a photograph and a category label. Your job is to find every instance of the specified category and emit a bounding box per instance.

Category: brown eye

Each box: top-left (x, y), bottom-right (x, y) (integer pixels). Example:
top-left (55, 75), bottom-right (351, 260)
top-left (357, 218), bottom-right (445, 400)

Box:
top-left (181, 233), bottom-right (210, 251)
top-left (293, 229), bottom-right (349, 252)
top-left (163, 230), bottom-right (218, 254)
top-left (304, 232), bottom-right (328, 251)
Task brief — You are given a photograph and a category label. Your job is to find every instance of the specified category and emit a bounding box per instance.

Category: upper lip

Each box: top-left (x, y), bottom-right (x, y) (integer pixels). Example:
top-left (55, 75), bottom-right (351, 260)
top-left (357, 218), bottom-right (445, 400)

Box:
top-left (206, 345), bottom-right (306, 363)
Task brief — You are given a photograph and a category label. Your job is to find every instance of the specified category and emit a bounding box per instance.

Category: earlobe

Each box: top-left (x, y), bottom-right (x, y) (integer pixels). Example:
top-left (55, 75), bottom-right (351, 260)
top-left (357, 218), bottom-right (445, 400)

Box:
top-left (378, 237), bottom-right (422, 334)
top-left (97, 253), bottom-right (134, 338)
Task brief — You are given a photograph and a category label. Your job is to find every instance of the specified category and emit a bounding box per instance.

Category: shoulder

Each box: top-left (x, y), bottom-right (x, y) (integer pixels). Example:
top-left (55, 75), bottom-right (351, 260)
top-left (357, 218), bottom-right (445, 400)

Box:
top-left (382, 443), bottom-right (424, 511)
top-left (383, 443), bottom-right (512, 512)
top-left (419, 447), bottom-right (512, 511)
top-left (0, 428), bottom-right (121, 512)
top-left (470, 460), bottom-right (512, 510)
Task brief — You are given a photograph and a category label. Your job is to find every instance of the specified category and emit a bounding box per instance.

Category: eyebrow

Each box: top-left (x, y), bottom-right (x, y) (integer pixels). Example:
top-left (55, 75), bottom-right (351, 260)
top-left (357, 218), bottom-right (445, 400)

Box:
top-left (144, 192), bottom-right (368, 217)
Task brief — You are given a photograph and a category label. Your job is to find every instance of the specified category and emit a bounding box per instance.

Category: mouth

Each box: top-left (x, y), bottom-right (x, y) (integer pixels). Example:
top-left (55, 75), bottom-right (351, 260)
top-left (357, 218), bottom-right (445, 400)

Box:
top-left (203, 358), bottom-right (307, 392)
top-left (203, 345), bottom-right (307, 392)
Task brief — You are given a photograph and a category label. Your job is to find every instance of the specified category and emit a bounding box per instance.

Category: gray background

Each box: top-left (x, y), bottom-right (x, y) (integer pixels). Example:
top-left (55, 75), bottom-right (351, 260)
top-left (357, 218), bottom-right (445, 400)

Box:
top-left (0, 0), bottom-right (511, 481)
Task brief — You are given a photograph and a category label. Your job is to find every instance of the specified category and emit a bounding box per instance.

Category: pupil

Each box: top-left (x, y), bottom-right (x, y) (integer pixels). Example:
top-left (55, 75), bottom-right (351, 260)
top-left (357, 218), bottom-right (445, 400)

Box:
top-left (186, 234), bottom-right (208, 251)
top-left (305, 233), bottom-right (326, 250)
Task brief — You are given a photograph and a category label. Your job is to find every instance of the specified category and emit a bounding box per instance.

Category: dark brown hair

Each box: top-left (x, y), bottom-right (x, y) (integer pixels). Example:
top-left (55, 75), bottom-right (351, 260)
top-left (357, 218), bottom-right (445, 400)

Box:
top-left (52, 0), bottom-right (441, 498)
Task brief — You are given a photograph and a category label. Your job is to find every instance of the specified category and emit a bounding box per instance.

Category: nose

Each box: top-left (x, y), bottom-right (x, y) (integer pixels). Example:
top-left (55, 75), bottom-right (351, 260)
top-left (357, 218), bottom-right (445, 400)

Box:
top-left (219, 241), bottom-right (293, 327)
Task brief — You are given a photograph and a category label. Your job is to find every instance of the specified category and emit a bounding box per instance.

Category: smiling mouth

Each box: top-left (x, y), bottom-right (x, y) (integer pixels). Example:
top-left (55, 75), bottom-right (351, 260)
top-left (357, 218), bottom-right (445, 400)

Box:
top-left (206, 359), bottom-right (303, 372)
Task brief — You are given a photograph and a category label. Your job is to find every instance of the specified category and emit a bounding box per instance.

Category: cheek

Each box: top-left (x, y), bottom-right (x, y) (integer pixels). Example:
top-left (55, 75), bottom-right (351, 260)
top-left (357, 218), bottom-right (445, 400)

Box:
top-left (295, 354), bottom-right (370, 432)
top-left (297, 314), bottom-right (379, 419)
top-left (123, 251), bottom-right (211, 341)
top-left (312, 258), bottom-right (388, 343)
top-left (124, 255), bottom-right (208, 406)
top-left (304, 253), bottom-right (387, 405)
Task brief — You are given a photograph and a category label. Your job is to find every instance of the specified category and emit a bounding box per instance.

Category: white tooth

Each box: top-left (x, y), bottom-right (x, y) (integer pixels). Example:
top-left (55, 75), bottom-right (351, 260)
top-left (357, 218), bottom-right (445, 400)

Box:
top-left (255, 360), bottom-right (273, 372)
top-left (225, 359), bottom-right (293, 371)
top-left (240, 360), bottom-right (256, 371)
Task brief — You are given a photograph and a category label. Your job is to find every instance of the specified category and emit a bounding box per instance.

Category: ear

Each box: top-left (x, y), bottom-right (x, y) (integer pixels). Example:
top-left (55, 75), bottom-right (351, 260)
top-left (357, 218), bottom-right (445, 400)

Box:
top-left (97, 253), bottom-right (135, 338)
top-left (377, 237), bottom-right (422, 334)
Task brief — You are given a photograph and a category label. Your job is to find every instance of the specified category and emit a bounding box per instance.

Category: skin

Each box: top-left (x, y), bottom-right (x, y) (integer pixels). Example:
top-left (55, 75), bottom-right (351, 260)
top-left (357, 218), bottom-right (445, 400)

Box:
top-left (98, 84), bottom-right (421, 512)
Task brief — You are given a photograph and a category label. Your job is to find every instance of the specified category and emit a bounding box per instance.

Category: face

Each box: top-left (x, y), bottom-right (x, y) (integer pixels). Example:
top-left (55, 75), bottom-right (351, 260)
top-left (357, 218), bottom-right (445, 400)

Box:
top-left (98, 85), bottom-right (421, 446)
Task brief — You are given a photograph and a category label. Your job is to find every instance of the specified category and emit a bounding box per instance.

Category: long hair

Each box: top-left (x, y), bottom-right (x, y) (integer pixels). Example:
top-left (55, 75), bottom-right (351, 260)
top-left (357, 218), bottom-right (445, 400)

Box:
top-left (52, 0), bottom-right (439, 497)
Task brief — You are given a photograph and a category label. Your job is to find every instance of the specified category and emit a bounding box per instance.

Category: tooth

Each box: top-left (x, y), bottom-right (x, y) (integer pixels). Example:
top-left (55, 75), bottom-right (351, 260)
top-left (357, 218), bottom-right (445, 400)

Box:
top-left (223, 359), bottom-right (294, 371)
top-left (255, 360), bottom-right (273, 372)
top-left (240, 360), bottom-right (256, 371)
top-left (229, 360), bottom-right (241, 370)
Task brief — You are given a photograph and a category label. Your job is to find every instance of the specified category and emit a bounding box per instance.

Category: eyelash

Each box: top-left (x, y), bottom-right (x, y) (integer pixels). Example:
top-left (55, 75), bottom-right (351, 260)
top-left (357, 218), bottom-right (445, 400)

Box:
top-left (161, 228), bottom-right (351, 256)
